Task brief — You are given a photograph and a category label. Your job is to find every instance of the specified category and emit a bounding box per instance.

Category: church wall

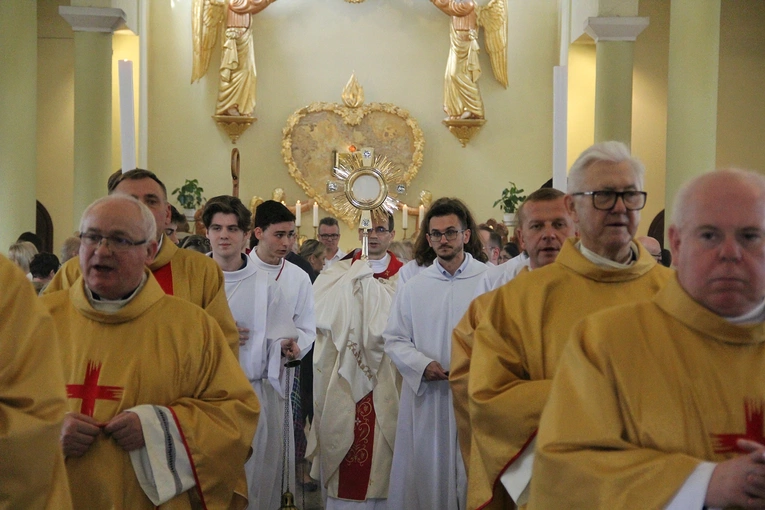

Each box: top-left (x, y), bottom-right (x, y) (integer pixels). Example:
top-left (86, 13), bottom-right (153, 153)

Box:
top-left (146, 0), bottom-right (560, 250)
top-left (717, 0), bottom-right (765, 173)
top-left (37, 0), bottom-right (75, 252)
top-left (633, 0), bottom-right (669, 239)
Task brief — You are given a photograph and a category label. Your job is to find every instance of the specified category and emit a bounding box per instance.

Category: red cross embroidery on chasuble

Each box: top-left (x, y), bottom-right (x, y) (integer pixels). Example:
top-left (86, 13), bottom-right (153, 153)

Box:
top-left (711, 400), bottom-right (765, 454)
top-left (66, 360), bottom-right (124, 417)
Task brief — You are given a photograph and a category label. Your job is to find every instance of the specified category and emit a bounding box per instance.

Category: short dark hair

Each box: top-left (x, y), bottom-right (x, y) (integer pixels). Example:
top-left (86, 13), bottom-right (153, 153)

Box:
top-left (107, 169), bottom-right (168, 199)
top-left (253, 200), bottom-right (295, 231)
top-left (373, 211), bottom-right (394, 232)
top-left (488, 231), bottom-right (502, 250)
top-left (170, 205), bottom-right (186, 225)
top-left (202, 195), bottom-right (252, 231)
top-left (29, 252), bottom-right (60, 278)
top-left (413, 197), bottom-right (487, 265)
top-left (516, 188), bottom-right (566, 227)
top-left (502, 242), bottom-right (521, 258)
top-left (319, 217), bottom-right (339, 228)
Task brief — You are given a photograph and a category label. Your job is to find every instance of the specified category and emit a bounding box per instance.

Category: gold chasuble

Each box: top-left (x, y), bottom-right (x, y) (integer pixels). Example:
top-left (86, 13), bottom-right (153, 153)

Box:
top-left (44, 236), bottom-right (240, 357)
top-left (450, 286), bottom-right (499, 465)
top-left (0, 256), bottom-right (72, 509)
top-left (468, 239), bottom-right (672, 510)
top-left (529, 276), bottom-right (765, 509)
top-left (41, 271), bottom-right (260, 509)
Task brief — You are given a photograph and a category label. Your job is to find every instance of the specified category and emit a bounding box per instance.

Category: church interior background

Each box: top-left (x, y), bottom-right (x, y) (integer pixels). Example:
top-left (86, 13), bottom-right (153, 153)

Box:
top-left (2, 0), bottom-right (764, 253)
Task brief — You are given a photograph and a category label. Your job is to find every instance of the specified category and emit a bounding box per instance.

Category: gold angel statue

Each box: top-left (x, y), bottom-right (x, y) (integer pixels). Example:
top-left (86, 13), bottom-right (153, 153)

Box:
top-left (431, 0), bottom-right (508, 120)
top-left (191, 0), bottom-right (277, 117)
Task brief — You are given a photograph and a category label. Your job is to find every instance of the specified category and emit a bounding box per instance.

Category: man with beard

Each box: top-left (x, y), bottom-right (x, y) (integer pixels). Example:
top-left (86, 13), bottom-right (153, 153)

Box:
top-left (384, 197), bottom-right (488, 510)
top-left (467, 141), bottom-right (673, 509)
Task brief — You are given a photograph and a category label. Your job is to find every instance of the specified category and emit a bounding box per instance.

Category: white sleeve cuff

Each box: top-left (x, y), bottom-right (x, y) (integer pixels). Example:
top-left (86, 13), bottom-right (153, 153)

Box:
top-left (499, 437), bottom-right (535, 506)
top-left (127, 405), bottom-right (196, 505)
top-left (665, 461), bottom-right (717, 510)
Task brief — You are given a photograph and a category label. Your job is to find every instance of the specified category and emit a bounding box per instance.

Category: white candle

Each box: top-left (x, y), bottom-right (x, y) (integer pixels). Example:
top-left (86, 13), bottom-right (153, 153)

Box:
top-left (418, 205), bottom-right (425, 230)
top-left (295, 200), bottom-right (301, 226)
top-left (118, 60), bottom-right (136, 173)
top-left (313, 202), bottom-right (319, 227)
top-left (402, 205), bottom-right (408, 229)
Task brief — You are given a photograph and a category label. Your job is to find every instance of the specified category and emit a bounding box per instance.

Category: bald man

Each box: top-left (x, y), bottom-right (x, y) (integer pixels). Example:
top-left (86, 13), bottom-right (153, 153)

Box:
top-left (531, 168), bottom-right (765, 509)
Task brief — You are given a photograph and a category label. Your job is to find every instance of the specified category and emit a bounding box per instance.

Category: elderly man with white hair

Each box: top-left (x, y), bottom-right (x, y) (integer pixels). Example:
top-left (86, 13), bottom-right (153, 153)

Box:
top-left (530, 168), bottom-right (765, 509)
top-left (466, 141), bottom-right (673, 510)
top-left (42, 195), bottom-right (260, 509)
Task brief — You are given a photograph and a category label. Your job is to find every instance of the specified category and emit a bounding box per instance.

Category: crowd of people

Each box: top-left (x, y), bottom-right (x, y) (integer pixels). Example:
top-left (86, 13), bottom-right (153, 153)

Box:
top-left (5, 140), bottom-right (765, 509)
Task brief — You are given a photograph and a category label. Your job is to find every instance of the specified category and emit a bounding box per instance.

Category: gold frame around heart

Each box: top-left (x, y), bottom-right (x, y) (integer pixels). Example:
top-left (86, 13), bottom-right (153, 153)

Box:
top-left (281, 74), bottom-right (425, 228)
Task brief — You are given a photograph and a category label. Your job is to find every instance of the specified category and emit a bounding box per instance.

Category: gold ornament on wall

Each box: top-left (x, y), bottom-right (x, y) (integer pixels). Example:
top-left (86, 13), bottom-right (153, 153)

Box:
top-left (191, 0), bottom-right (277, 143)
top-left (432, 0), bottom-right (508, 146)
top-left (282, 74), bottom-right (425, 227)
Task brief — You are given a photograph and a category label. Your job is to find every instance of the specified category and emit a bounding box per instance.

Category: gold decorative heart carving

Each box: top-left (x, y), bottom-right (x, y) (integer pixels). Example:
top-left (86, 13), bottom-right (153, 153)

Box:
top-left (281, 75), bottom-right (425, 227)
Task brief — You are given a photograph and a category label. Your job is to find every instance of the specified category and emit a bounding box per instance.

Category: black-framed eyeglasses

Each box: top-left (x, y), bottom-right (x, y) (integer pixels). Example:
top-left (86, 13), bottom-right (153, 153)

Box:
top-left (427, 229), bottom-right (464, 241)
top-left (319, 234), bottom-right (340, 240)
top-left (79, 233), bottom-right (148, 251)
top-left (571, 190), bottom-right (647, 211)
top-left (359, 226), bottom-right (390, 234)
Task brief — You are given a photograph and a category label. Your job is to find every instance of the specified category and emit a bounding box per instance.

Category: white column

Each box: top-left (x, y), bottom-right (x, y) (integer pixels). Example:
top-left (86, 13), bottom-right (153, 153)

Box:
top-left (584, 17), bottom-right (649, 145)
top-left (60, 6), bottom-right (126, 226)
top-left (664, 0), bottom-right (721, 228)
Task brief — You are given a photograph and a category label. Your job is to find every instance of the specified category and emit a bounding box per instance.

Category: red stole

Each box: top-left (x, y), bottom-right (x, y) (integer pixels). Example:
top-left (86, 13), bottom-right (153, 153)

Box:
top-left (152, 263), bottom-right (174, 295)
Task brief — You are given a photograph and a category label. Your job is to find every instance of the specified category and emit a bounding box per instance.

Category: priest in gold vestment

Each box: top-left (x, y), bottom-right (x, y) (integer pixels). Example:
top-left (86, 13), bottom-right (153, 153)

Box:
top-left (468, 142), bottom-right (672, 509)
top-left (530, 169), bottom-right (765, 509)
top-left (0, 255), bottom-right (72, 509)
top-left (45, 169), bottom-right (240, 357)
top-left (450, 188), bottom-right (575, 475)
top-left (44, 195), bottom-right (260, 509)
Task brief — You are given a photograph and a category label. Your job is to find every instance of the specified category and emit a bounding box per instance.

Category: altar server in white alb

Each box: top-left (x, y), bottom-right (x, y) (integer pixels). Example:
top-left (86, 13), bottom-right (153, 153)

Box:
top-left (384, 197), bottom-right (488, 510)
top-left (204, 197), bottom-right (316, 510)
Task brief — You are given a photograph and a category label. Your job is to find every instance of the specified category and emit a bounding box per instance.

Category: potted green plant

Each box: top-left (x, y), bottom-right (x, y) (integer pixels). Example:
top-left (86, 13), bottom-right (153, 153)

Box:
top-left (493, 181), bottom-right (526, 226)
top-left (172, 179), bottom-right (206, 221)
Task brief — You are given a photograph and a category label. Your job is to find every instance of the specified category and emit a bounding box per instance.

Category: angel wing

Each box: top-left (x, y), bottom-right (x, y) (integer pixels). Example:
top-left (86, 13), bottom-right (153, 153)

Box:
top-left (476, 0), bottom-right (508, 88)
top-left (191, 0), bottom-right (227, 83)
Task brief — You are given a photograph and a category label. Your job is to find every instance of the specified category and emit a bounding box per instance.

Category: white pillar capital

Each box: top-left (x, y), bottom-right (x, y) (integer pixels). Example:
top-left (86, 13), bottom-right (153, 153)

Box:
top-left (584, 17), bottom-right (649, 42)
top-left (59, 6), bottom-right (126, 33)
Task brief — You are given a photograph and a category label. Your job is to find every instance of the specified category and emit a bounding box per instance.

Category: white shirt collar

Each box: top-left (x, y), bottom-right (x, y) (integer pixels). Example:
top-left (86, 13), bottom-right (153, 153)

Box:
top-left (577, 241), bottom-right (638, 269)
top-left (434, 252), bottom-right (471, 278)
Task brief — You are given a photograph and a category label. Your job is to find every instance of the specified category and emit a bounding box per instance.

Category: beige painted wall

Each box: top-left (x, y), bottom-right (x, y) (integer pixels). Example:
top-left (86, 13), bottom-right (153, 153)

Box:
top-left (37, 0), bottom-right (74, 253)
top-left (146, 0), bottom-right (560, 250)
top-left (717, 0), bottom-right (765, 172)
top-left (28, 0), bottom-right (765, 254)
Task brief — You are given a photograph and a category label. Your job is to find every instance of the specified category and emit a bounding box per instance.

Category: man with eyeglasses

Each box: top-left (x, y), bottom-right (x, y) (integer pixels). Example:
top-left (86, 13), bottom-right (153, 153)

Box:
top-left (319, 217), bottom-right (346, 270)
top-left (531, 169), bottom-right (765, 509)
top-left (308, 211), bottom-right (403, 509)
top-left (384, 197), bottom-right (488, 510)
top-left (44, 169), bottom-right (239, 357)
top-left (467, 141), bottom-right (673, 510)
top-left (202, 196), bottom-right (313, 509)
top-left (43, 194), bottom-right (259, 508)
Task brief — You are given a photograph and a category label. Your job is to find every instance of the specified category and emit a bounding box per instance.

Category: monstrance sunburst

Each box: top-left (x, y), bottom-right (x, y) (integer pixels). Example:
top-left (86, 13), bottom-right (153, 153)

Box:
top-left (326, 146), bottom-right (407, 259)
